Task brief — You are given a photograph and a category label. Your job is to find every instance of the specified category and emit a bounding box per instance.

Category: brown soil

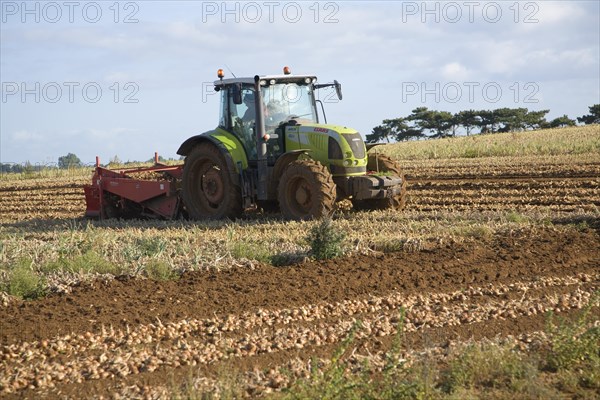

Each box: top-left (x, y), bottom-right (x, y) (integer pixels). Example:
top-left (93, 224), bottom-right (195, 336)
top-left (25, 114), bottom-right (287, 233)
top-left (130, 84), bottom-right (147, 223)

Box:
top-left (2, 228), bottom-right (598, 346)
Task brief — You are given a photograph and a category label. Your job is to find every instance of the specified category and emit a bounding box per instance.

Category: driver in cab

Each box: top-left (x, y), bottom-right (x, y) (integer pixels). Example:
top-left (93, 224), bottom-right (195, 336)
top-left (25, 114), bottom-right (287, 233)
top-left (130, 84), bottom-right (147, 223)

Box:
top-left (243, 92), bottom-right (280, 129)
top-left (242, 92), bottom-right (256, 123)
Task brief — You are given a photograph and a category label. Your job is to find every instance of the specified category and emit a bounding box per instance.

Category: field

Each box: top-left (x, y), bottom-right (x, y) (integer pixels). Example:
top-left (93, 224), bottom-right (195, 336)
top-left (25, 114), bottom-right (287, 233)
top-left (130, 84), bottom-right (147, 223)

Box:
top-left (1, 125), bottom-right (599, 398)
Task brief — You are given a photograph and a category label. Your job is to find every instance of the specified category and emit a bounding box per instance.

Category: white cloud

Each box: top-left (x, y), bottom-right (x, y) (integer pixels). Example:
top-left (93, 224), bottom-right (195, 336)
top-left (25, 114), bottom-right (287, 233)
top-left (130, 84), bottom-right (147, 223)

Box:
top-left (82, 127), bottom-right (139, 139)
top-left (12, 130), bottom-right (42, 141)
top-left (159, 21), bottom-right (220, 45)
top-left (479, 40), bottom-right (526, 76)
top-left (538, 48), bottom-right (597, 68)
top-left (104, 72), bottom-right (132, 83)
top-left (536, 2), bottom-right (585, 24)
top-left (441, 62), bottom-right (470, 81)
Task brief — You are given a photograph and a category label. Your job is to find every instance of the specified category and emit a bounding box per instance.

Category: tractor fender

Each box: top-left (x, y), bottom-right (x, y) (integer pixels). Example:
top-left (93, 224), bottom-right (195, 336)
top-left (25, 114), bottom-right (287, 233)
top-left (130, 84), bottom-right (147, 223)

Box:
top-left (177, 132), bottom-right (241, 185)
top-left (177, 131), bottom-right (218, 156)
top-left (269, 150), bottom-right (309, 197)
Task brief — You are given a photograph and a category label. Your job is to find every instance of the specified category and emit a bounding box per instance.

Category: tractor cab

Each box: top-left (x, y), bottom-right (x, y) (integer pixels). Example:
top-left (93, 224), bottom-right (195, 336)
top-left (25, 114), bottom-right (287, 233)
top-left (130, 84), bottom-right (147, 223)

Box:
top-left (214, 69), bottom-right (323, 164)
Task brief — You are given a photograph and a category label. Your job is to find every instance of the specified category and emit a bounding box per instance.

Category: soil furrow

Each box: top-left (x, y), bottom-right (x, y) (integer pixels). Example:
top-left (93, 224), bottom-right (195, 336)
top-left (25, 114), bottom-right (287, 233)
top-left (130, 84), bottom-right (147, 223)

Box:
top-left (2, 228), bottom-right (598, 345)
top-left (3, 283), bottom-right (597, 396)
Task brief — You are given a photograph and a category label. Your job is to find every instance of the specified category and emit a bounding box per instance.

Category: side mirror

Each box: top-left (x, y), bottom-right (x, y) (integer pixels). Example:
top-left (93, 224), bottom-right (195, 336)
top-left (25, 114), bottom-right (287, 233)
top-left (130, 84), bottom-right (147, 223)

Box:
top-left (232, 83), bottom-right (243, 105)
top-left (334, 80), bottom-right (343, 100)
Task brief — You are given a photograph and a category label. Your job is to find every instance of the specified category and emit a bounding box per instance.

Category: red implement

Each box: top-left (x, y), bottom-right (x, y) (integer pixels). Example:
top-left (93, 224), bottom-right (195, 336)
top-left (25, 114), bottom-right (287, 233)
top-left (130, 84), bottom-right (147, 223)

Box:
top-left (84, 155), bottom-right (184, 219)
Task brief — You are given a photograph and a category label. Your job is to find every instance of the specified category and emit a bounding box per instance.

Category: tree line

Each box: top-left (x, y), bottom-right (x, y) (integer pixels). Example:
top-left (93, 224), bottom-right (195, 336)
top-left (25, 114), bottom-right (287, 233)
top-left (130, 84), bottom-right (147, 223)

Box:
top-left (366, 104), bottom-right (600, 143)
top-left (0, 153), bottom-right (85, 174)
top-left (0, 153), bottom-right (182, 174)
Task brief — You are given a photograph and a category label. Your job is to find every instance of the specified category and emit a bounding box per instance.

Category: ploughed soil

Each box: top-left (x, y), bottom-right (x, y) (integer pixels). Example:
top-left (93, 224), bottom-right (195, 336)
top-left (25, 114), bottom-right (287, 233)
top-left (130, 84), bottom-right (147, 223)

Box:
top-left (2, 228), bottom-right (598, 346)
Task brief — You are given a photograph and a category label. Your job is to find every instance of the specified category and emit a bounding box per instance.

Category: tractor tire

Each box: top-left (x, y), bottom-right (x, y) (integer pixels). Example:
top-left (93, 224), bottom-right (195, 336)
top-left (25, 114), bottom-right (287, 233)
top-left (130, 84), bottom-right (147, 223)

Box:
top-left (278, 159), bottom-right (336, 220)
top-left (182, 143), bottom-right (242, 220)
top-left (352, 153), bottom-right (408, 211)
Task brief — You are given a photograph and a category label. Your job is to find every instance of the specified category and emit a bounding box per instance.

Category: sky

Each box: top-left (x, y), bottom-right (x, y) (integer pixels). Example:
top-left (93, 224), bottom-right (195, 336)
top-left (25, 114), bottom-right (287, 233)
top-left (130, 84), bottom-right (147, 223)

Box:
top-left (1, 0), bottom-right (599, 165)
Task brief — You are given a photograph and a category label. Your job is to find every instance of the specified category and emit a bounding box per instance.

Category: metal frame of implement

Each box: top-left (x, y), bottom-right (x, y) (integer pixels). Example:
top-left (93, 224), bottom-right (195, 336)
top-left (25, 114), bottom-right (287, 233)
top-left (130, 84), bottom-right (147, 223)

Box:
top-left (84, 153), bottom-right (184, 219)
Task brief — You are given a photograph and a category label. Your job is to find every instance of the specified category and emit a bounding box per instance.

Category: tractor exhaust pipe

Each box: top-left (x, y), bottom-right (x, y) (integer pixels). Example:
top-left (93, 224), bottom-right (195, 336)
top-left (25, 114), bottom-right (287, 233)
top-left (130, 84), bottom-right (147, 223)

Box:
top-left (254, 75), bottom-right (268, 200)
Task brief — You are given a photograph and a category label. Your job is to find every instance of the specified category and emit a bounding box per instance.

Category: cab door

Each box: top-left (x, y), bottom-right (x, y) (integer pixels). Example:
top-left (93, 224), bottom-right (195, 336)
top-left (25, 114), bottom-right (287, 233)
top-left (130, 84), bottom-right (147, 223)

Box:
top-left (227, 86), bottom-right (257, 160)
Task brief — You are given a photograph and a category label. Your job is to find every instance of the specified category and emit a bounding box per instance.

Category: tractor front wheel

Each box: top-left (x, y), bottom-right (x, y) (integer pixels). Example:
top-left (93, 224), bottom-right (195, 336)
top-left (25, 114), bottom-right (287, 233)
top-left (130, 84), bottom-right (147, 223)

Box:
top-left (182, 143), bottom-right (242, 220)
top-left (278, 160), bottom-right (336, 220)
top-left (352, 153), bottom-right (407, 211)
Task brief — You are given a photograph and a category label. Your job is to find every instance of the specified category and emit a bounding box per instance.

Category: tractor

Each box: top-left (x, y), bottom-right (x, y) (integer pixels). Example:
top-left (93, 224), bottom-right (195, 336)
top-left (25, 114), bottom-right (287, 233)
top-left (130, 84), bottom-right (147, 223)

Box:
top-left (84, 67), bottom-right (407, 220)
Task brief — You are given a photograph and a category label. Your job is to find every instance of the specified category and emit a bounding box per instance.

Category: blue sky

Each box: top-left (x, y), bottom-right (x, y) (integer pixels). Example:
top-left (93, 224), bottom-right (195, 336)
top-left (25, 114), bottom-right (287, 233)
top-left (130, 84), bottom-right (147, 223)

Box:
top-left (1, 1), bottom-right (599, 164)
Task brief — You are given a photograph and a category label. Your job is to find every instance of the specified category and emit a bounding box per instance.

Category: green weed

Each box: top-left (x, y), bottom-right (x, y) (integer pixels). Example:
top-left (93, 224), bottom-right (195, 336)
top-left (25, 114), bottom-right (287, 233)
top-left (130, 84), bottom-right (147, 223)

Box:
top-left (4, 259), bottom-right (46, 299)
top-left (505, 211), bottom-right (529, 224)
top-left (44, 250), bottom-right (122, 275)
top-left (136, 237), bottom-right (168, 257)
top-left (544, 293), bottom-right (600, 373)
top-left (444, 342), bottom-right (531, 393)
top-left (144, 260), bottom-right (178, 281)
top-left (229, 240), bottom-right (271, 263)
top-left (306, 216), bottom-right (347, 260)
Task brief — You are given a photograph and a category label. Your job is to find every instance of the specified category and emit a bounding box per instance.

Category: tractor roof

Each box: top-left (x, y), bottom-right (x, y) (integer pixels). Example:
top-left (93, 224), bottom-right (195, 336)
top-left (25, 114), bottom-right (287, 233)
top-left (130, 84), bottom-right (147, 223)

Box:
top-left (214, 74), bottom-right (317, 87)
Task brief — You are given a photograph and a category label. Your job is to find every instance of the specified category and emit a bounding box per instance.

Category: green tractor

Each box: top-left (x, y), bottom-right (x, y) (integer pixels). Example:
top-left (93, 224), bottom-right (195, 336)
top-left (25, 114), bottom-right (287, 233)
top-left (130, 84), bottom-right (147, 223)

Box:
top-left (177, 67), bottom-right (407, 220)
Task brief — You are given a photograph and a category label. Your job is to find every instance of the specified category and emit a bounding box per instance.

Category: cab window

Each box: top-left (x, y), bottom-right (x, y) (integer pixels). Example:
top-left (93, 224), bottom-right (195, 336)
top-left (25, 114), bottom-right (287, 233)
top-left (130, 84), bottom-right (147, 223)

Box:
top-left (228, 86), bottom-right (257, 160)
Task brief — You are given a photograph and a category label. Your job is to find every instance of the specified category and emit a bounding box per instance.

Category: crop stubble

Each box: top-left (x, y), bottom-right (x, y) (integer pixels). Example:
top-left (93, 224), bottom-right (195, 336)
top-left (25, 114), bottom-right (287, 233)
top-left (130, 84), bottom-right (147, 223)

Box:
top-left (1, 156), bottom-right (598, 223)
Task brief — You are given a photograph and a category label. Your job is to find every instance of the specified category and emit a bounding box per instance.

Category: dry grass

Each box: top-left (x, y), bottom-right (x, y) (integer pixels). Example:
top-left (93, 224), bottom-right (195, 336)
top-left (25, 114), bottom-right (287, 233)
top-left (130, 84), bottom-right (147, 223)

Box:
top-left (0, 160), bottom-right (182, 182)
top-left (379, 124), bottom-right (600, 160)
top-left (0, 166), bottom-right (95, 182)
top-left (1, 209), bottom-right (596, 297)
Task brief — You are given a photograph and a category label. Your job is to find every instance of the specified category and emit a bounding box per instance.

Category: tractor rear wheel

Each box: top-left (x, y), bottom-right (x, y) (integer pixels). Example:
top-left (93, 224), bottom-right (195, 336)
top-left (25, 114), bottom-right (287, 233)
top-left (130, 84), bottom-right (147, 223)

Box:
top-left (352, 153), bottom-right (407, 211)
top-left (182, 143), bottom-right (242, 220)
top-left (278, 159), bottom-right (336, 220)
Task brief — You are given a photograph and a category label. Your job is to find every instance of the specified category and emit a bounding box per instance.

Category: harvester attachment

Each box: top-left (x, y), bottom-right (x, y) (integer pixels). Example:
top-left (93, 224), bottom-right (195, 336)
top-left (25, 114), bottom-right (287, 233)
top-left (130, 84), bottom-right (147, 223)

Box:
top-left (84, 155), bottom-right (184, 219)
